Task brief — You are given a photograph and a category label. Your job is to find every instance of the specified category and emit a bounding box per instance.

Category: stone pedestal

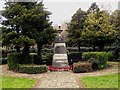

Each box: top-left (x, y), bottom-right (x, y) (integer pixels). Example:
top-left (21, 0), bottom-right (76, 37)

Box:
top-left (52, 35), bottom-right (69, 68)
top-left (52, 54), bottom-right (69, 68)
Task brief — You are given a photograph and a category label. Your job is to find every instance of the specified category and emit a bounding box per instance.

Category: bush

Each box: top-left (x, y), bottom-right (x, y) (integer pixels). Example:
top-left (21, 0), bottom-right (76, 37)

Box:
top-left (0, 58), bottom-right (7, 65)
top-left (42, 48), bottom-right (53, 54)
top-left (8, 53), bottom-right (33, 70)
top-left (106, 52), bottom-right (114, 61)
top-left (30, 53), bottom-right (53, 65)
top-left (73, 62), bottom-right (92, 73)
top-left (82, 52), bottom-right (110, 70)
top-left (2, 50), bottom-right (8, 58)
top-left (29, 49), bottom-right (37, 53)
top-left (68, 52), bottom-right (82, 65)
top-left (7, 53), bottom-right (20, 70)
top-left (18, 65), bottom-right (48, 74)
top-left (42, 53), bottom-right (53, 65)
top-left (112, 48), bottom-right (120, 61)
top-left (30, 53), bottom-right (41, 64)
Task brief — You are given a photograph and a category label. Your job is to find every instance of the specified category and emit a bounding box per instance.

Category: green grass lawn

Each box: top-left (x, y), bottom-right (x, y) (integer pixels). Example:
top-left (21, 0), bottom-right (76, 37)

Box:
top-left (1, 76), bottom-right (36, 88)
top-left (81, 73), bottom-right (119, 88)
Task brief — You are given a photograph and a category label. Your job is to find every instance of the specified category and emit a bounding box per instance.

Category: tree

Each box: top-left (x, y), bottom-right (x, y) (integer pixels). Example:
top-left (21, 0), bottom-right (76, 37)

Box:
top-left (82, 10), bottom-right (117, 51)
top-left (68, 8), bottom-right (87, 52)
top-left (87, 2), bottom-right (100, 14)
top-left (2, 1), bottom-right (56, 61)
top-left (2, 2), bottom-right (36, 54)
top-left (110, 10), bottom-right (120, 47)
top-left (18, 2), bottom-right (57, 61)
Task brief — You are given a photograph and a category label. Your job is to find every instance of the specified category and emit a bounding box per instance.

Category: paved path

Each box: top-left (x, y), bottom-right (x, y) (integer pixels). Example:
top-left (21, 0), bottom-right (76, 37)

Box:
top-left (1, 62), bottom-right (119, 88)
top-left (39, 71), bottom-right (79, 88)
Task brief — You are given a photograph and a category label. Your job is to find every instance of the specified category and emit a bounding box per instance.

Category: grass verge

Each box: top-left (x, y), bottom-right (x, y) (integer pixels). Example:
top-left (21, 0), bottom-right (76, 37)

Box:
top-left (81, 73), bottom-right (119, 88)
top-left (1, 76), bottom-right (36, 88)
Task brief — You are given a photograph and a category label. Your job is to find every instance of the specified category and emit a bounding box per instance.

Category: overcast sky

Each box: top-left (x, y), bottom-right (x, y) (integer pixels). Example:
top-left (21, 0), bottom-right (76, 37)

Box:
top-left (0, 0), bottom-right (119, 25)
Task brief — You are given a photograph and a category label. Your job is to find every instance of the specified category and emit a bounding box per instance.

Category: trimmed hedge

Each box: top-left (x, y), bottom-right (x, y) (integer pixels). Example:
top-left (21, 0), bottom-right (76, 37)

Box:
top-left (7, 53), bottom-right (33, 70)
top-left (68, 52), bottom-right (82, 65)
top-left (7, 53), bottom-right (20, 70)
top-left (8, 53), bottom-right (53, 71)
top-left (18, 65), bottom-right (48, 74)
top-left (82, 52), bottom-right (111, 70)
top-left (73, 62), bottom-right (92, 73)
top-left (107, 52), bottom-right (114, 61)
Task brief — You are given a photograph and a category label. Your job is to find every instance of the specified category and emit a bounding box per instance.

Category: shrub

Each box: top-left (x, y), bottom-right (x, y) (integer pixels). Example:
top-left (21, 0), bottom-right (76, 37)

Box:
top-left (18, 65), bottom-right (48, 74)
top-left (30, 53), bottom-right (41, 64)
top-left (42, 53), bottom-right (53, 65)
top-left (82, 52), bottom-right (110, 70)
top-left (73, 62), bottom-right (92, 73)
top-left (42, 48), bottom-right (53, 54)
top-left (7, 53), bottom-right (33, 70)
top-left (68, 52), bottom-right (82, 65)
top-left (106, 52), bottom-right (114, 61)
top-left (67, 47), bottom-right (78, 52)
top-left (29, 49), bottom-right (37, 53)
top-left (2, 50), bottom-right (8, 58)
top-left (112, 48), bottom-right (120, 61)
top-left (7, 53), bottom-right (20, 70)
top-left (0, 58), bottom-right (7, 65)
top-left (30, 53), bottom-right (53, 65)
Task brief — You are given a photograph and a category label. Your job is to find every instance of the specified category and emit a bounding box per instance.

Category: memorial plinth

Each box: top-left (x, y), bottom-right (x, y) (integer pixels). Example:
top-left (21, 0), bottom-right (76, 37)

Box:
top-left (52, 34), bottom-right (69, 68)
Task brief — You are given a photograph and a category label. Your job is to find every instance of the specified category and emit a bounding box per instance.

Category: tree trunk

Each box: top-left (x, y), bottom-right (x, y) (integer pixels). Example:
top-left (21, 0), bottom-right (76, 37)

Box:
top-left (37, 44), bottom-right (42, 64)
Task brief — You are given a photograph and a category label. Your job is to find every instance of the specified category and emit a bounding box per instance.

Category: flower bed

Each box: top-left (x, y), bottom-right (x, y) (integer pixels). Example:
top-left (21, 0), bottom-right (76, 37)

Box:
top-left (48, 65), bottom-right (73, 71)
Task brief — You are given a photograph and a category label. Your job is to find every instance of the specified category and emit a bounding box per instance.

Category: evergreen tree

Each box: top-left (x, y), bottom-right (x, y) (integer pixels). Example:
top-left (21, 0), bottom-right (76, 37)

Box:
top-left (2, 1), bottom-right (56, 62)
top-left (68, 8), bottom-right (87, 51)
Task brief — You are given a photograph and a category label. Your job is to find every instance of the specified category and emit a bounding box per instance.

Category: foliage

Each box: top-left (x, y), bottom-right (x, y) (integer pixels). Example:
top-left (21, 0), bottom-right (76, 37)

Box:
top-left (2, 49), bottom-right (9, 58)
top-left (82, 10), bottom-right (117, 51)
top-left (112, 47), bottom-right (120, 61)
top-left (42, 53), bottom-right (53, 65)
top-left (110, 10), bottom-right (120, 42)
top-left (73, 62), bottom-right (92, 73)
top-left (30, 53), bottom-right (41, 64)
top-left (67, 2), bottom-right (119, 51)
top-left (106, 52), bottom-right (114, 61)
top-left (67, 8), bottom-right (87, 51)
top-left (29, 53), bottom-right (53, 65)
top-left (7, 53), bottom-right (20, 70)
top-left (0, 58), bottom-right (7, 65)
top-left (81, 73), bottom-right (119, 88)
top-left (30, 49), bottom-right (37, 53)
top-left (68, 52), bottom-right (82, 65)
top-left (87, 2), bottom-right (100, 14)
top-left (1, 76), bottom-right (36, 88)
top-left (7, 53), bottom-right (33, 70)
top-left (18, 64), bottom-right (48, 74)
top-left (2, 2), bottom-right (57, 57)
top-left (2, 2), bottom-right (37, 54)
top-left (82, 52), bottom-right (110, 69)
